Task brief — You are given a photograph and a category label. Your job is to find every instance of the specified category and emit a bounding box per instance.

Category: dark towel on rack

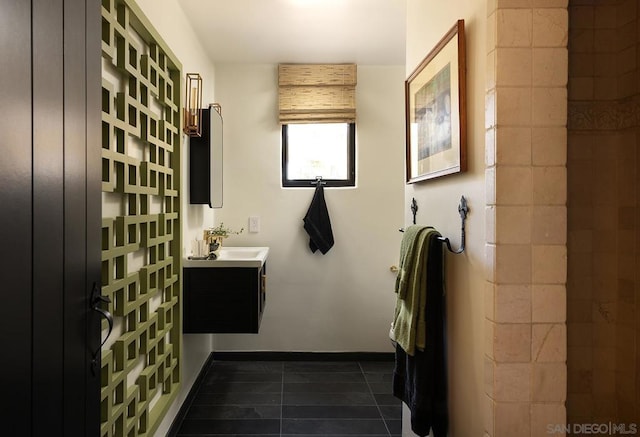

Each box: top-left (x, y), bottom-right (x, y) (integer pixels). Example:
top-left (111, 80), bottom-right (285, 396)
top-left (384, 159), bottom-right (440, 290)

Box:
top-left (303, 184), bottom-right (334, 254)
top-left (393, 231), bottom-right (447, 437)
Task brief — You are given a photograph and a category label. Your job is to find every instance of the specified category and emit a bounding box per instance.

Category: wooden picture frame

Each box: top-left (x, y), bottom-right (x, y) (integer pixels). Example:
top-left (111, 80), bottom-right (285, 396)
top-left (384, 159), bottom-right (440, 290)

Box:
top-left (405, 20), bottom-right (467, 183)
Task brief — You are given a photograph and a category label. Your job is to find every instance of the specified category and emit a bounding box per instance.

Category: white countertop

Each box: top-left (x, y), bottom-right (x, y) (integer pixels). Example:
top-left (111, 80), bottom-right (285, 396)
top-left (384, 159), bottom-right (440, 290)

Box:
top-left (183, 246), bottom-right (269, 268)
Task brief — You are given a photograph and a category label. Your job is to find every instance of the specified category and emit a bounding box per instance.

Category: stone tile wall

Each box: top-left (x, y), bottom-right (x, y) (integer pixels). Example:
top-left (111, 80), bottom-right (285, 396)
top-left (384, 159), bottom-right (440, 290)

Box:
top-left (485, 1), bottom-right (569, 435)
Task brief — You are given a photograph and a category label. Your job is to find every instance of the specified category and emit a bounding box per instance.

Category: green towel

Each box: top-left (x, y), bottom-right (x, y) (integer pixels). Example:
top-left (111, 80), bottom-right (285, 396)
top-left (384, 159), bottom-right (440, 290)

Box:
top-left (395, 225), bottom-right (428, 299)
top-left (392, 226), bottom-right (438, 355)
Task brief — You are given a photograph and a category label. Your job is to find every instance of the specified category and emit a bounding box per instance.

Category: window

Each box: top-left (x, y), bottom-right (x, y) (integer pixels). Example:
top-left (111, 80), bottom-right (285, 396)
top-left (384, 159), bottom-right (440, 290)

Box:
top-left (278, 64), bottom-right (357, 188)
top-left (282, 122), bottom-right (355, 187)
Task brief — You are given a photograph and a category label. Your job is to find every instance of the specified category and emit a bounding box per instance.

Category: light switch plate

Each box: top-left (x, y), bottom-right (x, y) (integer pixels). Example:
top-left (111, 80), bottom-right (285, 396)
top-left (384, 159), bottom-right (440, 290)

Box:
top-left (249, 216), bottom-right (260, 233)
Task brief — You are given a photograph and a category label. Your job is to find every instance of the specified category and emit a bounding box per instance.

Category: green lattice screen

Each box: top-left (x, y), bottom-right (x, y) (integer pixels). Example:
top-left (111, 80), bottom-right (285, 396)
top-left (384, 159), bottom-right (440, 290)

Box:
top-left (100, 0), bottom-right (182, 435)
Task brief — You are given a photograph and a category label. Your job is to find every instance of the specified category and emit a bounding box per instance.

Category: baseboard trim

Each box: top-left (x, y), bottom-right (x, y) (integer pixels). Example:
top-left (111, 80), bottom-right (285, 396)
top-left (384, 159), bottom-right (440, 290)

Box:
top-left (166, 352), bottom-right (216, 437)
top-left (211, 351), bottom-right (395, 361)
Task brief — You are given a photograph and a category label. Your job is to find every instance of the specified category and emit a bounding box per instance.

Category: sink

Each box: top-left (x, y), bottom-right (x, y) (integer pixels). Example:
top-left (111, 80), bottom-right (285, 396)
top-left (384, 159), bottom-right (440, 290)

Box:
top-left (218, 248), bottom-right (263, 259)
top-left (183, 246), bottom-right (269, 268)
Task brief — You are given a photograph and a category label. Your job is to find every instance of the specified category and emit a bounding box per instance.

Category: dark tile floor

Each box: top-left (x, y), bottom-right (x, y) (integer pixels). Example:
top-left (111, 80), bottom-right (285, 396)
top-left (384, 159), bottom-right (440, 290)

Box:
top-left (175, 359), bottom-right (402, 436)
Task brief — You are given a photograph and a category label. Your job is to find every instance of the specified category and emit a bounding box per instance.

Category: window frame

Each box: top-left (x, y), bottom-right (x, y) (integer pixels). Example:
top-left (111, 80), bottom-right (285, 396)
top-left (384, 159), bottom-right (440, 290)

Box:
top-left (281, 122), bottom-right (356, 188)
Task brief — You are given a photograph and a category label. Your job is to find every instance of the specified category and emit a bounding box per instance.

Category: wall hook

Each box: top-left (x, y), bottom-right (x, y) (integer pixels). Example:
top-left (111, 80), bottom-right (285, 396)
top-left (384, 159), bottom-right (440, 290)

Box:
top-left (311, 176), bottom-right (326, 186)
top-left (410, 198), bottom-right (418, 225)
top-left (437, 196), bottom-right (469, 254)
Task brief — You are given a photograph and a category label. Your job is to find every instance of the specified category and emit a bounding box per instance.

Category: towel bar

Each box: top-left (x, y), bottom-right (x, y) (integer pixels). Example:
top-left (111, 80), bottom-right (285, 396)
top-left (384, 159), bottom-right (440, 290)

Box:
top-left (399, 196), bottom-right (469, 254)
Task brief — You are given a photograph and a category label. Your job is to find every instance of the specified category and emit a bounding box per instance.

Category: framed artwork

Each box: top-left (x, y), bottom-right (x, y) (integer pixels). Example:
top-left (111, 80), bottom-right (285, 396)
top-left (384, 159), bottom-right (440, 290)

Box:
top-left (405, 19), bottom-right (467, 183)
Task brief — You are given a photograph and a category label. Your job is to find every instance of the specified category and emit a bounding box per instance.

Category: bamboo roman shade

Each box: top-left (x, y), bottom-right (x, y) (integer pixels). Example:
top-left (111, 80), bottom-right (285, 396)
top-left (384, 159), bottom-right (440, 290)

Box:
top-left (278, 63), bottom-right (357, 124)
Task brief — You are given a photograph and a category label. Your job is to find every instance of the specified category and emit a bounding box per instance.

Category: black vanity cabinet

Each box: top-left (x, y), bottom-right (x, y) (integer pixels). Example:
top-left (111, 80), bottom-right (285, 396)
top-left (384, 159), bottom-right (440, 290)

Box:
top-left (183, 265), bottom-right (266, 333)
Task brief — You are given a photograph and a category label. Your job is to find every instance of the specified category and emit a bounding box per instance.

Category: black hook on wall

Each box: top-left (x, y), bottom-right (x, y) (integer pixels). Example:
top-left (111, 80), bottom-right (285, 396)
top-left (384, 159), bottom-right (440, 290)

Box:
top-left (440, 196), bottom-right (468, 254)
top-left (410, 198), bottom-right (418, 225)
top-left (400, 196), bottom-right (469, 254)
top-left (311, 176), bottom-right (327, 186)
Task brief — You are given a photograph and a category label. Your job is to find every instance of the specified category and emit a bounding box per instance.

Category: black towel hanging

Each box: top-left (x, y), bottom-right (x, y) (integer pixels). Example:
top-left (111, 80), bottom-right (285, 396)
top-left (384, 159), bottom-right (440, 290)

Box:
top-left (303, 179), bottom-right (334, 254)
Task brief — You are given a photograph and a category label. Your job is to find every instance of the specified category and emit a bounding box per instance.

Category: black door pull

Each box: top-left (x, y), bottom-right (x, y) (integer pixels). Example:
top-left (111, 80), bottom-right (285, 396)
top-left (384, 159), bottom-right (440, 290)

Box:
top-left (90, 282), bottom-right (113, 375)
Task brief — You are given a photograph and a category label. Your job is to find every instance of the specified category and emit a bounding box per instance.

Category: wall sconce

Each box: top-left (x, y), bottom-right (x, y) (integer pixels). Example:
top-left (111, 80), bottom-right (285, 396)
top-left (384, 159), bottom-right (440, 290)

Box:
top-left (183, 73), bottom-right (203, 137)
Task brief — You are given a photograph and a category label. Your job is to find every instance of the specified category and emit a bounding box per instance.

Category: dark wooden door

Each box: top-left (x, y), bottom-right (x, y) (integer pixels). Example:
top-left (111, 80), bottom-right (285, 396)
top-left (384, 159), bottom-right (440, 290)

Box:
top-left (0, 1), bottom-right (101, 435)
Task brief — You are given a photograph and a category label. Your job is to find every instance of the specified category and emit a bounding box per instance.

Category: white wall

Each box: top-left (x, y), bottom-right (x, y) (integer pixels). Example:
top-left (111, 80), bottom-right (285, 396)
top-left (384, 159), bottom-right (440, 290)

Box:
top-left (404, 0), bottom-right (487, 436)
top-left (211, 64), bottom-right (406, 352)
top-left (130, 1), bottom-right (217, 435)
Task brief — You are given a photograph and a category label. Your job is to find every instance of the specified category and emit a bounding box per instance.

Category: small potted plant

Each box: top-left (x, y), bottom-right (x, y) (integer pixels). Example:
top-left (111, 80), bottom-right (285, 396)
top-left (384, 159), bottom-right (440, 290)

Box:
top-left (203, 222), bottom-right (244, 249)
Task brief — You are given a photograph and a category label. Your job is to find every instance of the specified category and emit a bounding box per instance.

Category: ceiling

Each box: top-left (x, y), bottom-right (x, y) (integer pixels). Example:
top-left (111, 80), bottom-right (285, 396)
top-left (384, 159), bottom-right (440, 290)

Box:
top-left (177, 0), bottom-right (407, 65)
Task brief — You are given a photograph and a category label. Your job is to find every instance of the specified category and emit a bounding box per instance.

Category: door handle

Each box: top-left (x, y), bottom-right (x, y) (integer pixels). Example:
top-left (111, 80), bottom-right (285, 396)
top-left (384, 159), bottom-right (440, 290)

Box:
top-left (90, 282), bottom-right (113, 376)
